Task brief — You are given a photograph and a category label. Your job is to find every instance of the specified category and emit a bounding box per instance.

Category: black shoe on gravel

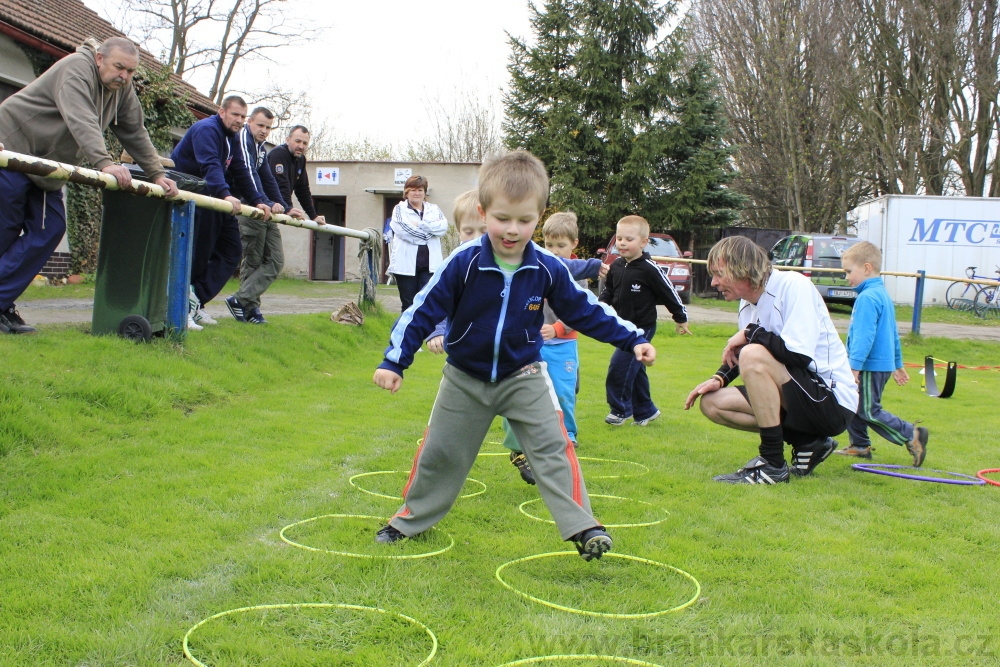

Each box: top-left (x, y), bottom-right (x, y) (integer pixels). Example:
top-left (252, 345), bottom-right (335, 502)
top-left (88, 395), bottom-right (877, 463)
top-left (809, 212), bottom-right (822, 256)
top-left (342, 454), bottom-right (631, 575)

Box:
top-left (0, 305), bottom-right (36, 334)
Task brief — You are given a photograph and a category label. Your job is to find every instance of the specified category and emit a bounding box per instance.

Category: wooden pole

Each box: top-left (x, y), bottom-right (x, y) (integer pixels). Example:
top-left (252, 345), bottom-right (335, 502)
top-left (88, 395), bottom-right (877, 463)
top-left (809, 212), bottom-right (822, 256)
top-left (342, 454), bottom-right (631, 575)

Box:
top-left (0, 149), bottom-right (374, 241)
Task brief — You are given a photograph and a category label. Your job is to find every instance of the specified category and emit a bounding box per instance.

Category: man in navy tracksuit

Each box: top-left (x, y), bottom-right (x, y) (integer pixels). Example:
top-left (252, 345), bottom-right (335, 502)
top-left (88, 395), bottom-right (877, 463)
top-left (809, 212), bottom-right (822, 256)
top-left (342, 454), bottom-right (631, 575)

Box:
top-left (170, 96), bottom-right (271, 328)
top-left (371, 151), bottom-right (657, 562)
top-left (266, 125), bottom-right (325, 224)
top-left (224, 107), bottom-right (303, 324)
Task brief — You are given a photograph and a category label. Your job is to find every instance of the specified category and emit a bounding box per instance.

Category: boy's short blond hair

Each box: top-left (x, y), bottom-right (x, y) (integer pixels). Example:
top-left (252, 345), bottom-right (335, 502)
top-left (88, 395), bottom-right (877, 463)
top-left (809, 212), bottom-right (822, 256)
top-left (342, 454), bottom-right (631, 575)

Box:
top-left (841, 240), bottom-right (882, 273)
top-left (542, 211), bottom-right (578, 240)
top-left (452, 190), bottom-right (480, 229)
top-left (478, 150), bottom-right (549, 214)
top-left (617, 215), bottom-right (650, 238)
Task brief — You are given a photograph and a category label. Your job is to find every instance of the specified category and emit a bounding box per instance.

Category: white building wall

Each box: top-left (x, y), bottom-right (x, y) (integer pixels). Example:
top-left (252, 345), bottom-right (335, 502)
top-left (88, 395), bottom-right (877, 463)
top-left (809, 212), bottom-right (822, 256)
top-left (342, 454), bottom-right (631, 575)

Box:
top-left (281, 160), bottom-right (480, 280)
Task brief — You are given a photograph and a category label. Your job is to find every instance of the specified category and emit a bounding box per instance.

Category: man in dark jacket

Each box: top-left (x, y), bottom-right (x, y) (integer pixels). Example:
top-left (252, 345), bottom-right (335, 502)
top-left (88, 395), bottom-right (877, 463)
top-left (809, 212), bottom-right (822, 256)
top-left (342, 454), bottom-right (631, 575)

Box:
top-left (0, 37), bottom-right (178, 334)
top-left (267, 125), bottom-right (326, 225)
top-left (170, 95), bottom-right (272, 330)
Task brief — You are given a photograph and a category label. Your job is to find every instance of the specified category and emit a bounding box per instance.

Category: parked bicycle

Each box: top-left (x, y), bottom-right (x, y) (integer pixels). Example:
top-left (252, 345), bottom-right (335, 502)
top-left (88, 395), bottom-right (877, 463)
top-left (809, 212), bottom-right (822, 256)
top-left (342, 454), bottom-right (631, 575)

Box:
top-left (973, 266), bottom-right (1000, 319)
top-left (945, 266), bottom-right (998, 312)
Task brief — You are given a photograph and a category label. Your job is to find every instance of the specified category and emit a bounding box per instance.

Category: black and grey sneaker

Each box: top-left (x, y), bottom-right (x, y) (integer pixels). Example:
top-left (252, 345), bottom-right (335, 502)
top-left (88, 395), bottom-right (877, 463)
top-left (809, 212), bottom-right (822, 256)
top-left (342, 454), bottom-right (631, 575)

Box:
top-left (375, 524), bottom-right (406, 544)
top-left (907, 427), bottom-right (928, 467)
top-left (224, 295), bottom-right (246, 322)
top-left (605, 413), bottom-right (629, 426)
top-left (0, 305), bottom-right (37, 334)
top-left (714, 456), bottom-right (790, 484)
top-left (571, 526), bottom-right (613, 562)
top-left (791, 437), bottom-right (838, 476)
top-left (246, 306), bottom-right (268, 324)
top-left (509, 451), bottom-right (536, 485)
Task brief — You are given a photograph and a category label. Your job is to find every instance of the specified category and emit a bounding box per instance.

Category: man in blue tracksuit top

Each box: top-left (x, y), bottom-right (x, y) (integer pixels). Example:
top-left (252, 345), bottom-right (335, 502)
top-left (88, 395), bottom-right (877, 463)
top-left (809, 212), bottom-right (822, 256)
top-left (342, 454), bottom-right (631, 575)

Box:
top-left (170, 95), bottom-right (272, 328)
top-left (372, 150), bottom-right (656, 561)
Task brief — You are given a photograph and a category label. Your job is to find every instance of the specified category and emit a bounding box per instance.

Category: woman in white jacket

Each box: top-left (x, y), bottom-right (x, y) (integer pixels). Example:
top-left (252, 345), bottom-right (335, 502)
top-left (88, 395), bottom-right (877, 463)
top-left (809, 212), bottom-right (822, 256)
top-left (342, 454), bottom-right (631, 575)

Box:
top-left (387, 175), bottom-right (449, 312)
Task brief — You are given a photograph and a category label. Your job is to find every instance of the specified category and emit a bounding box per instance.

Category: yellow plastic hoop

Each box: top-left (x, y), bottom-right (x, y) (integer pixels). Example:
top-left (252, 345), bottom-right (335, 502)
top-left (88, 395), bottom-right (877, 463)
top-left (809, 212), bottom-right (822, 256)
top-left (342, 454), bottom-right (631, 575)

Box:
top-left (518, 495), bottom-right (669, 528)
top-left (349, 470), bottom-right (487, 500)
top-left (495, 656), bottom-right (664, 667)
top-left (495, 552), bottom-right (700, 618)
top-left (182, 603), bottom-right (437, 667)
top-left (577, 456), bottom-right (650, 479)
top-left (279, 514), bottom-right (454, 560)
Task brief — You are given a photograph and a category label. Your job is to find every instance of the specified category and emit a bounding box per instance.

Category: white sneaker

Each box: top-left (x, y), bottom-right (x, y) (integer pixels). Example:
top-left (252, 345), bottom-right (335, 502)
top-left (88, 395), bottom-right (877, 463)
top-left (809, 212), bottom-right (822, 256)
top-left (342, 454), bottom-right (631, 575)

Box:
top-left (187, 315), bottom-right (203, 331)
top-left (188, 285), bottom-right (200, 314)
top-left (194, 308), bottom-right (218, 325)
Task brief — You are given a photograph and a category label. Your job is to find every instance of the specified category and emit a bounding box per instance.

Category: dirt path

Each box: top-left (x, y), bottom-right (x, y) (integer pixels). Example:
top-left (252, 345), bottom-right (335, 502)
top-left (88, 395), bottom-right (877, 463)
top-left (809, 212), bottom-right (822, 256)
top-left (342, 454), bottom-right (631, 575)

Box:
top-left (16, 295), bottom-right (1000, 341)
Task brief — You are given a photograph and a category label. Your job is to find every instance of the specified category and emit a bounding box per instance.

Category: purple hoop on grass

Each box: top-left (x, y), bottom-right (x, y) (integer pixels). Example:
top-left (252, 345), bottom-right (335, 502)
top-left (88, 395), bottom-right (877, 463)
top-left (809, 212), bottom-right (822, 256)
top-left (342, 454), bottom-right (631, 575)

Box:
top-left (851, 463), bottom-right (986, 485)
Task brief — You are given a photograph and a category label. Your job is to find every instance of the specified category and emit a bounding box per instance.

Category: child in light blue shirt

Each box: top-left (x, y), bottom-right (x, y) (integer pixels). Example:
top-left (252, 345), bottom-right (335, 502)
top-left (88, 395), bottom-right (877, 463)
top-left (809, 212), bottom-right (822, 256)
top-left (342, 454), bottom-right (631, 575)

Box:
top-left (836, 241), bottom-right (928, 466)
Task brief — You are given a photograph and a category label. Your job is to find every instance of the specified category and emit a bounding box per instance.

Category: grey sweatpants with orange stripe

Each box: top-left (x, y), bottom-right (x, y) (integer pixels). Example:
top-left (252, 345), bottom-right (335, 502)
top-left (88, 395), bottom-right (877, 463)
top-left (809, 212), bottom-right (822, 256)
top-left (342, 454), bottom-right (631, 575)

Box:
top-left (389, 361), bottom-right (600, 540)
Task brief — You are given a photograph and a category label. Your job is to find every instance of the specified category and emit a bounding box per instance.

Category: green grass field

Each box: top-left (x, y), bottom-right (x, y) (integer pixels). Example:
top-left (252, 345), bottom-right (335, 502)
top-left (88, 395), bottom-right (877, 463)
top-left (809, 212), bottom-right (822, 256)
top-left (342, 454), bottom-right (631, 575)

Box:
top-left (2, 312), bottom-right (998, 666)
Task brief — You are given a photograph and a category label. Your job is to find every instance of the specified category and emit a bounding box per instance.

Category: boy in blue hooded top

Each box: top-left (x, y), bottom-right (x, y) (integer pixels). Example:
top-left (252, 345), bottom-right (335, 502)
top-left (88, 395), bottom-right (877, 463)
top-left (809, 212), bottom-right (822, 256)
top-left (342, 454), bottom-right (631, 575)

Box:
top-left (373, 151), bottom-right (656, 561)
top-left (836, 241), bottom-right (928, 466)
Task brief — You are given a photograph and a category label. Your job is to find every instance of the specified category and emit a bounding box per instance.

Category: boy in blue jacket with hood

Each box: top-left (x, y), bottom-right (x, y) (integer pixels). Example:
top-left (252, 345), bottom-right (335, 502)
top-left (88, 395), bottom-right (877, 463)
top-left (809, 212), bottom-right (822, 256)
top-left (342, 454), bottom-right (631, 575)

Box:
top-left (836, 241), bottom-right (928, 465)
top-left (373, 151), bottom-right (656, 561)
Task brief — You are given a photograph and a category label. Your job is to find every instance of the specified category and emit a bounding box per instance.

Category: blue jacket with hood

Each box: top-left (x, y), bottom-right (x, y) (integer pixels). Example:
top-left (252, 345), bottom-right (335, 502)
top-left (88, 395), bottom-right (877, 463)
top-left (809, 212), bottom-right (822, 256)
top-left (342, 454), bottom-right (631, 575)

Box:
top-left (847, 276), bottom-right (903, 372)
top-left (379, 235), bottom-right (649, 383)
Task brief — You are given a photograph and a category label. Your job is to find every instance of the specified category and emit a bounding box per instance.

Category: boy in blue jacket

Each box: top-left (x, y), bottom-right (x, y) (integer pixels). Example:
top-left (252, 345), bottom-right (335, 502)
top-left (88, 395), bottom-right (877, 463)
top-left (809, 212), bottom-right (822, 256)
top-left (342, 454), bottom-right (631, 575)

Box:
top-left (373, 151), bottom-right (656, 561)
top-left (836, 241), bottom-right (928, 465)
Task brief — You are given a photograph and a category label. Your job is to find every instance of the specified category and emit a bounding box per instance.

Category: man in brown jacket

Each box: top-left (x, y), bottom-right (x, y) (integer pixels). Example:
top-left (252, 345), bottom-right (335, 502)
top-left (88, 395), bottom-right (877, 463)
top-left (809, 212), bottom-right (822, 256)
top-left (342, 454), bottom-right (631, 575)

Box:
top-left (0, 37), bottom-right (178, 334)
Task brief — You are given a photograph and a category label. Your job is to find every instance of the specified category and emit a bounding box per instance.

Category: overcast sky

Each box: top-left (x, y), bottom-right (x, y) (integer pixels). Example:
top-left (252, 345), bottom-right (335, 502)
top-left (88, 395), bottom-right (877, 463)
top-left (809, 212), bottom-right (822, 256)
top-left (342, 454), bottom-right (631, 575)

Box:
top-left (82, 0), bottom-right (534, 145)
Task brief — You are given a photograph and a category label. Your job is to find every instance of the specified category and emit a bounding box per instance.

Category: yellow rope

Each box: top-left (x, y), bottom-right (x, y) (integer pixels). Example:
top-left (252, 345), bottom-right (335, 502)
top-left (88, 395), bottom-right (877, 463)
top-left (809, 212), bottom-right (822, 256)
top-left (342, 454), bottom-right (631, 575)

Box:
top-left (519, 494), bottom-right (669, 529)
top-left (279, 514), bottom-right (454, 560)
top-left (182, 602), bottom-right (437, 667)
top-left (495, 552), bottom-right (700, 619)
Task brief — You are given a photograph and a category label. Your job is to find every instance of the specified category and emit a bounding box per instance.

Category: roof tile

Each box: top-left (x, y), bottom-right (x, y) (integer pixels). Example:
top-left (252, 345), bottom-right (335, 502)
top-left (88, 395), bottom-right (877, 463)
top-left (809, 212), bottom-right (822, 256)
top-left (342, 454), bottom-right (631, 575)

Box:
top-left (0, 0), bottom-right (216, 114)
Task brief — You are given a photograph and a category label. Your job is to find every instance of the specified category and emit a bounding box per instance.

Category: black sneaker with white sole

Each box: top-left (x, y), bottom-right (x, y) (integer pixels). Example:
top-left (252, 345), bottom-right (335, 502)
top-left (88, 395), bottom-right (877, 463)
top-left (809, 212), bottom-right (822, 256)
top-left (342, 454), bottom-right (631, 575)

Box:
top-left (246, 306), bottom-right (268, 324)
top-left (225, 295), bottom-right (246, 322)
top-left (375, 524), bottom-right (406, 544)
top-left (790, 437), bottom-right (838, 476)
top-left (0, 305), bottom-right (36, 334)
top-left (570, 526), bottom-right (613, 562)
top-left (714, 456), bottom-right (790, 484)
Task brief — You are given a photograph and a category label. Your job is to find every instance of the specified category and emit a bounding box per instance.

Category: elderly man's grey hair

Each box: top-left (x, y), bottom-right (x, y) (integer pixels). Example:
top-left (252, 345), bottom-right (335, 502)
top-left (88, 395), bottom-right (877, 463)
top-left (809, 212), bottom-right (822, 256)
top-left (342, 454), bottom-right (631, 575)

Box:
top-left (97, 37), bottom-right (139, 57)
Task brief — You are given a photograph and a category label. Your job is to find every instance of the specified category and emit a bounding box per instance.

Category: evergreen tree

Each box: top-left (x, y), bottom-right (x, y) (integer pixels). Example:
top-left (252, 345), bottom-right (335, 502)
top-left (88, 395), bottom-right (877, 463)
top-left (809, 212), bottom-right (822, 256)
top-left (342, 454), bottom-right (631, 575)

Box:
top-left (504, 0), bottom-right (743, 247)
top-left (648, 55), bottom-right (745, 234)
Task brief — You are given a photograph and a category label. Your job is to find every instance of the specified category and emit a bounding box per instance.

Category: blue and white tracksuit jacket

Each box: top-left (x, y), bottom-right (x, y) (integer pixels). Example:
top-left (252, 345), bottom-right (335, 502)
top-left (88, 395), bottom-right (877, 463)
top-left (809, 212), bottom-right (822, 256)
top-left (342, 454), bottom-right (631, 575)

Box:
top-left (379, 236), bottom-right (648, 383)
top-left (234, 125), bottom-right (289, 209)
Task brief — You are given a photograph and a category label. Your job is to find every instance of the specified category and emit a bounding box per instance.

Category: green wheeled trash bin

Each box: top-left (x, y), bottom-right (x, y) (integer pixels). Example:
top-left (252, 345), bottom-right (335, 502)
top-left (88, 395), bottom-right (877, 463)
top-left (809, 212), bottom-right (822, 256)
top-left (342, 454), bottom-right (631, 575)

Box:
top-left (91, 164), bottom-right (203, 342)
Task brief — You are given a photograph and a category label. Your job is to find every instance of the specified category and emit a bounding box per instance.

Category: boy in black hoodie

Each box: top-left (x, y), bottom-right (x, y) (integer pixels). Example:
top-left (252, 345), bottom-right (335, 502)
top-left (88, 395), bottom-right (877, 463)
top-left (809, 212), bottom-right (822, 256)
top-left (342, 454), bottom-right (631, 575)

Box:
top-left (599, 216), bottom-right (690, 426)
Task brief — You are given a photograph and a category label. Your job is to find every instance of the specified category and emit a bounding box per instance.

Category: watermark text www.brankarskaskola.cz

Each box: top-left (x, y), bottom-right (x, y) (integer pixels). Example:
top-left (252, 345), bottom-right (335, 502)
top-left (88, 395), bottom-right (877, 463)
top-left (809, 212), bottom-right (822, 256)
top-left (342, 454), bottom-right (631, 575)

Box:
top-left (536, 628), bottom-right (996, 659)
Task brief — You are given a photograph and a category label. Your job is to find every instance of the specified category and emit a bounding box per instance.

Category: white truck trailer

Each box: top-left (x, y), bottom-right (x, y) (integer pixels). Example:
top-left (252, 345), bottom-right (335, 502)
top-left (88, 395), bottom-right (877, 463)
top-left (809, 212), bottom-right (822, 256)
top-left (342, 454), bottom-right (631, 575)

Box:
top-left (850, 195), bottom-right (1000, 305)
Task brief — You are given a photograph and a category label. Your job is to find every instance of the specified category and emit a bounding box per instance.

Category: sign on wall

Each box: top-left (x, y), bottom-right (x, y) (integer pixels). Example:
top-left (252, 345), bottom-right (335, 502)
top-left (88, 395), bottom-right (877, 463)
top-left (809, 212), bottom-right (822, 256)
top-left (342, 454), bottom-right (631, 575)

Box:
top-left (316, 167), bottom-right (340, 186)
top-left (394, 168), bottom-right (412, 186)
